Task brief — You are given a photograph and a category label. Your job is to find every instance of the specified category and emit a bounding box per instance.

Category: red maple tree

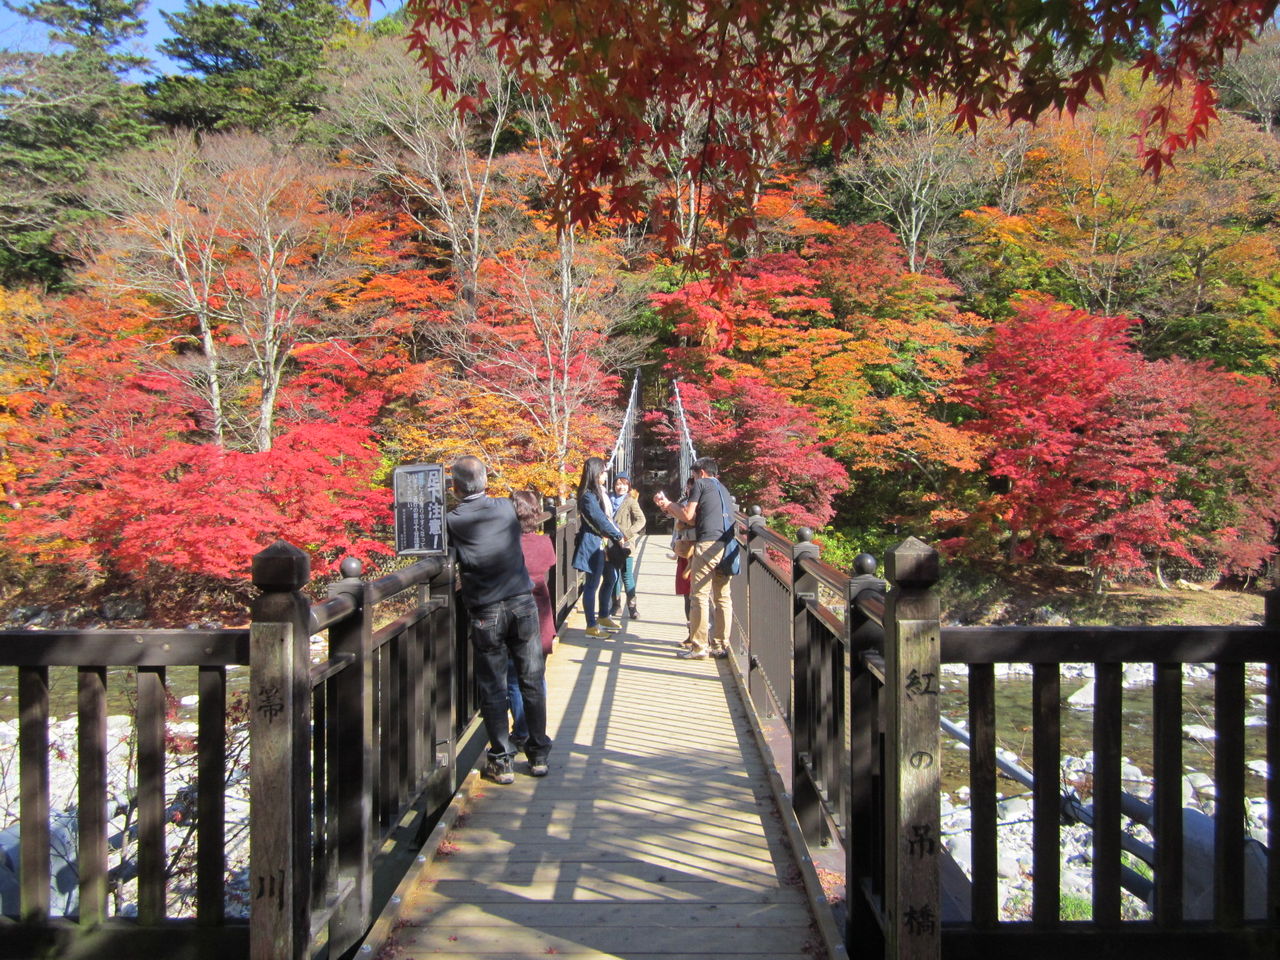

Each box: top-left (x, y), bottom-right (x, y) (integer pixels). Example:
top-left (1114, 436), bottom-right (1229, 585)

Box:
top-left (401, 0), bottom-right (1275, 258)
top-left (952, 295), bottom-right (1199, 585)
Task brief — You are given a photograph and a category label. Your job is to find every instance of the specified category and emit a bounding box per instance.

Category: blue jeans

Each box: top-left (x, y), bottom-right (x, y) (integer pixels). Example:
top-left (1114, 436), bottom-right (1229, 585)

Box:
top-left (581, 548), bottom-right (613, 626)
top-left (506, 657), bottom-right (547, 743)
top-left (469, 593), bottom-right (552, 762)
top-left (608, 556), bottom-right (636, 615)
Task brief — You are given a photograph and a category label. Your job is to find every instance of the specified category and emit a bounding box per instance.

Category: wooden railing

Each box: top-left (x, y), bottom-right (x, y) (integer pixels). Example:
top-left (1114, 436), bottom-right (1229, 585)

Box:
top-left (728, 510), bottom-right (1280, 960)
top-left (0, 505), bottom-right (582, 960)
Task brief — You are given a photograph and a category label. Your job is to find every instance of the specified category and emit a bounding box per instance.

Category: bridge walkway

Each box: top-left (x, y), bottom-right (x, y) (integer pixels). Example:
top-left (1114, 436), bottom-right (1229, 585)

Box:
top-left (372, 535), bottom-right (824, 959)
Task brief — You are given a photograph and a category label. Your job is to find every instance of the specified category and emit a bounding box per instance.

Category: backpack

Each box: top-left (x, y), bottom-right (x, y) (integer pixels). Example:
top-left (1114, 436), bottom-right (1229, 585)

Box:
top-left (711, 479), bottom-right (741, 576)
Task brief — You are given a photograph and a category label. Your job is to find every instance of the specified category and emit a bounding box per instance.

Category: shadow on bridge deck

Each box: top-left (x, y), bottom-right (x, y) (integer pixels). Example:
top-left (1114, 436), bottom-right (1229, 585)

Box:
top-left (365, 535), bottom-right (827, 959)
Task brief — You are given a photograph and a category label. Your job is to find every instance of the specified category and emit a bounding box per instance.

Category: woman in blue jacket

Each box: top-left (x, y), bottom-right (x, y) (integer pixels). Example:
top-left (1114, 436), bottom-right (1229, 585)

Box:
top-left (573, 456), bottom-right (626, 638)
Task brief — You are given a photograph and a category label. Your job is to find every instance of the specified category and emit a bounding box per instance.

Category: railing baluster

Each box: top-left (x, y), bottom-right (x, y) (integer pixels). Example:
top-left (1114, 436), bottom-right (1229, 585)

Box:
top-left (792, 531), bottom-right (823, 846)
top-left (19, 665), bottom-right (50, 922)
top-left (378, 641), bottom-right (394, 834)
top-left (1268, 655), bottom-right (1279, 924)
top-left (311, 682), bottom-right (328, 912)
top-left (1153, 661), bottom-right (1184, 925)
top-left (197, 665), bottom-right (227, 926)
top-left (407, 611), bottom-right (424, 789)
top-left (1093, 661), bottom-right (1123, 926)
top-left (1032, 662), bottom-right (1061, 928)
top-left (396, 633), bottom-right (412, 806)
top-left (327, 557), bottom-right (372, 956)
top-left (1214, 660), bottom-right (1246, 926)
top-left (969, 662), bottom-right (997, 928)
top-left (137, 664), bottom-right (166, 925)
top-left (827, 635), bottom-right (845, 830)
top-left (78, 665), bottom-right (108, 927)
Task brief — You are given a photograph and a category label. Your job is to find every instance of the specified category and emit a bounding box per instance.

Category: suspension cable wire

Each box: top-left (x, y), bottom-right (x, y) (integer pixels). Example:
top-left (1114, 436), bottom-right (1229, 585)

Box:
top-left (605, 371), bottom-right (642, 481)
top-left (671, 379), bottom-right (698, 490)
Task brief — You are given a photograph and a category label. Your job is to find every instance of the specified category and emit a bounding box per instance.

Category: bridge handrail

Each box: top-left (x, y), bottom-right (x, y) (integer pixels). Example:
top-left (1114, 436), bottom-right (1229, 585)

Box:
top-left (0, 502), bottom-right (584, 960)
top-left (731, 512), bottom-right (1280, 959)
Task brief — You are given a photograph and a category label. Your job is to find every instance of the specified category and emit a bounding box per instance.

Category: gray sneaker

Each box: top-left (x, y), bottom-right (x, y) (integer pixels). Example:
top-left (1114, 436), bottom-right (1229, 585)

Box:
top-left (529, 759), bottom-right (549, 777)
top-left (483, 756), bottom-right (514, 784)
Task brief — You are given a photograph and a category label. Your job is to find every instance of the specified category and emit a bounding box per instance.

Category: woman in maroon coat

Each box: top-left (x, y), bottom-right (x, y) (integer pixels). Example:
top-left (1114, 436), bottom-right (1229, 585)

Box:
top-left (508, 491), bottom-right (557, 749)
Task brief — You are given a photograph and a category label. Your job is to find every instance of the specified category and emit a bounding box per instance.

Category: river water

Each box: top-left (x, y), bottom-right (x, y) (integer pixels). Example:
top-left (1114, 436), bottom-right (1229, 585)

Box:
top-left (935, 669), bottom-right (1271, 798)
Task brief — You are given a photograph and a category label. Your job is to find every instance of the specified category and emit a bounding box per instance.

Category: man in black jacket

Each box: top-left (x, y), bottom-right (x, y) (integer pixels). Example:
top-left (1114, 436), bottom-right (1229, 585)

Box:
top-left (446, 456), bottom-right (552, 782)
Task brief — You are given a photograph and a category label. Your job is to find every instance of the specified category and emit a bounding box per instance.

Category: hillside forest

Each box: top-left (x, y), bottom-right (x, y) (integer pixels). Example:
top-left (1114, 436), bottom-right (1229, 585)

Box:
top-left (5, 1), bottom-right (1280, 619)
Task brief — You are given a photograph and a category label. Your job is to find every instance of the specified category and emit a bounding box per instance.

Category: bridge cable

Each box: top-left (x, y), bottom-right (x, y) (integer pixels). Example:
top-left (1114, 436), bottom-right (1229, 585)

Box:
top-left (670, 380), bottom-right (699, 490)
top-left (605, 371), bottom-right (642, 482)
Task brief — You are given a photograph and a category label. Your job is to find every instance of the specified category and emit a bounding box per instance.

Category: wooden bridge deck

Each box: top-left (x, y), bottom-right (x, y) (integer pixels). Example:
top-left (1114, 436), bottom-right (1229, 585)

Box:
top-left (373, 535), bottom-right (824, 959)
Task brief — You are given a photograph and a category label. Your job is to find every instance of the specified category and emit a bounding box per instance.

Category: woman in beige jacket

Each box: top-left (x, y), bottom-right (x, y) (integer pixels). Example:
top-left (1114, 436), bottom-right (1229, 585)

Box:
top-left (607, 472), bottom-right (647, 619)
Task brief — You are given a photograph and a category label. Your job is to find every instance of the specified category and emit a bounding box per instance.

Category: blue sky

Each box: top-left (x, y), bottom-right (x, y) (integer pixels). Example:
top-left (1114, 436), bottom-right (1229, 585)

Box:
top-left (0, 0), bottom-right (184, 70)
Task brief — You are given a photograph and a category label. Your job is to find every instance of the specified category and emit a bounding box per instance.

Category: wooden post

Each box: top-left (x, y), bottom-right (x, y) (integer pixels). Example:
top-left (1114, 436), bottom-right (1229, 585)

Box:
top-left (250, 541), bottom-right (313, 960)
top-left (845, 553), bottom-right (886, 952)
top-left (429, 557), bottom-right (458, 802)
top-left (883, 538), bottom-right (941, 960)
top-left (791, 528), bottom-right (825, 847)
top-left (326, 556), bottom-right (371, 957)
top-left (746, 507), bottom-right (768, 712)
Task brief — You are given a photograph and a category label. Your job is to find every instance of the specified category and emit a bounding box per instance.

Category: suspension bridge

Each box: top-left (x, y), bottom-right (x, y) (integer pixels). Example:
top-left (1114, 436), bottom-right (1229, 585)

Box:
top-left (0, 374), bottom-right (1276, 960)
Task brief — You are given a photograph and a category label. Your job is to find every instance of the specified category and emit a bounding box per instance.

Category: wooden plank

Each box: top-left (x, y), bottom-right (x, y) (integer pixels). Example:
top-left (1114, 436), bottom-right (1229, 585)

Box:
top-left (19, 665), bottom-right (50, 921)
top-left (0, 630), bottom-right (250, 666)
top-left (137, 665), bottom-right (167, 925)
top-left (389, 923), bottom-right (815, 955)
top-left (943, 625), bottom-right (1271, 664)
top-left (77, 666), bottom-right (108, 927)
top-left (373, 538), bottom-right (823, 960)
top-left (969, 662), bottom-right (997, 928)
top-left (421, 877), bottom-right (810, 902)
top-left (943, 926), bottom-right (1280, 959)
top-left (1152, 662), bottom-right (1183, 924)
top-left (197, 665), bottom-right (226, 927)
top-left (1092, 661), bottom-right (1122, 926)
top-left (1214, 660), bottom-right (1245, 926)
top-left (1031, 663), bottom-right (1060, 928)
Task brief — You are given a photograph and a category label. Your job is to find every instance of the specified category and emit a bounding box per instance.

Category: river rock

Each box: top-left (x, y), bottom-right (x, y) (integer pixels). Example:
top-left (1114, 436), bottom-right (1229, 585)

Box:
top-left (1246, 759), bottom-right (1269, 779)
top-left (1183, 723), bottom-right (1215, 741)
top-left (997, 849), bottom-right (1022, 879)
top-left (1122, 663), bottom-right (1153, 687)
top-left (998, 797), bottom-right (1032, 822)
top-left (1028, 606), bottom-right (1071, 626)
top-left (1066, 680), bottom-right (1094, 708)
top-left (1186, 771), bottom-right (1215, 799)
top-left (1121, 762), bottom-right (1147, 785)
top-left (944, 833), bottom-right (972, 875)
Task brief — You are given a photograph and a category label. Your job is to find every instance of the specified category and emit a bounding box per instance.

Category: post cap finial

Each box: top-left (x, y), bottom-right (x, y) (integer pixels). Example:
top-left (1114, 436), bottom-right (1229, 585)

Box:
top-left (749, 505), bottom-right (763, 517)
top-left (852, 553), bottom-right (878, 576)
top-left (885, 537), bottom-right (939, 587)
top-left (797, 527), bottom-right (814, 543)
top-left (252, 540), bottom-right (310, 592)
top-left (339, 556), bottom-right (364, 579)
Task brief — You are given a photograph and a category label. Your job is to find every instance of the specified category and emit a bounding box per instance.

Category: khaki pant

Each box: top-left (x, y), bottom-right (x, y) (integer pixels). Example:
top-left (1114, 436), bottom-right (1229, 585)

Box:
top-left (688, 539), bottom-right (732, 652)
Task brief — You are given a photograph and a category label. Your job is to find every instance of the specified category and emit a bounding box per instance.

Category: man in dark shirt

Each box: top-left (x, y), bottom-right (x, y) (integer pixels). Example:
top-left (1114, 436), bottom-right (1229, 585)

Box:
top-left (446, 456), bottom-right (552, 782)
top-left (653, 457), bottom-right (737, 660)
